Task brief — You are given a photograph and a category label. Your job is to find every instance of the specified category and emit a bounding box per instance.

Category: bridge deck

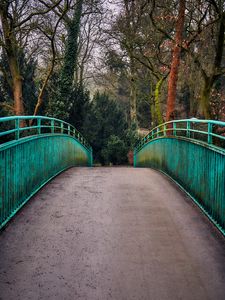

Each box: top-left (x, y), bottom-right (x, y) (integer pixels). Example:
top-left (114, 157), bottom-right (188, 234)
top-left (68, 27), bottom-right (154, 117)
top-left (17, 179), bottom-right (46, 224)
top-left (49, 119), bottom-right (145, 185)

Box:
top-left (0, 167), bottom-right (225, 300)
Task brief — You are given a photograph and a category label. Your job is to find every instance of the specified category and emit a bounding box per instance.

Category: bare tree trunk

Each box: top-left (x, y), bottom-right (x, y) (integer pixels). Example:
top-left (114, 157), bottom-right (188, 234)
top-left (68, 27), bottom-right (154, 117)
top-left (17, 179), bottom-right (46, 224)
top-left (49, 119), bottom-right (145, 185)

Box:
top-left (33, 67), bottom-right (54, 117)
top-left (154, 77), bottom-right (165, 124)
top-left (200, 77), bottom-right (213, 119)
top-left (129, 57), bottom-right (137, 123)
top-left (8, 56), bottom-right (24, 115)
top-left (166, 0), bottom-right (186, 121)
top-left (0, 4), bottom-right (25, 116)
top-left (199, 12), bottom-right (225, 119)
top-left (130, 77), bottom-right (137, 123)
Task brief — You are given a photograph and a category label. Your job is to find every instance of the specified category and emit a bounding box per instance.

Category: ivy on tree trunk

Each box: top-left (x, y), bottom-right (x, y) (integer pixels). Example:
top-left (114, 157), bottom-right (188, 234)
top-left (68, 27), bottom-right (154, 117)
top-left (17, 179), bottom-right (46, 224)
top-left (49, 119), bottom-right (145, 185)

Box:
top-left (56, 0), bottom-right (83, 120)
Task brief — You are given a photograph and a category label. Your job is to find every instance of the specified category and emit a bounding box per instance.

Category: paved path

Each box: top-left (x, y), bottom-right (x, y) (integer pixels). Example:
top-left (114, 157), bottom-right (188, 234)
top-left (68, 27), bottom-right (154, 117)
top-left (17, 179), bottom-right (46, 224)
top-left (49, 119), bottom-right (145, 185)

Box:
top-left (0, 167), bottom-right (225, 300)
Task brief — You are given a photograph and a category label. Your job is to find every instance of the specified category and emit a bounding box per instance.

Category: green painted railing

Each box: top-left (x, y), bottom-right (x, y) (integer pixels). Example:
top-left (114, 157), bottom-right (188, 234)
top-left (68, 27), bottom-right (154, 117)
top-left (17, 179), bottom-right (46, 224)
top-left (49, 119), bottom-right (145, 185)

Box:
top-left (134, 119), bottom-right (225, 236)
top-left (0, 116), bottom-right (92, 229)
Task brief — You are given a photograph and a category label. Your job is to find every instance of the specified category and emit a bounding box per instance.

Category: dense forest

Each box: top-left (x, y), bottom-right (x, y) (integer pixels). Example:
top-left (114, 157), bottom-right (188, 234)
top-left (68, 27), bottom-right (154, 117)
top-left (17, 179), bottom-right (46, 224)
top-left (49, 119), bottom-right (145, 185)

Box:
top-left (0, 0), bottom-right (225, 164)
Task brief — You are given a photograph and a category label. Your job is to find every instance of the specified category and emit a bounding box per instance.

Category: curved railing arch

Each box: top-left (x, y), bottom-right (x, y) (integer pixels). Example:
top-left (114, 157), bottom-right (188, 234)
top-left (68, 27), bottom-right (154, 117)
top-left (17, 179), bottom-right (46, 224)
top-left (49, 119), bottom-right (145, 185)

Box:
top-left (134, 119), bottom-right (225, 236)
top-left (0, 116), bottom-right (92, 229)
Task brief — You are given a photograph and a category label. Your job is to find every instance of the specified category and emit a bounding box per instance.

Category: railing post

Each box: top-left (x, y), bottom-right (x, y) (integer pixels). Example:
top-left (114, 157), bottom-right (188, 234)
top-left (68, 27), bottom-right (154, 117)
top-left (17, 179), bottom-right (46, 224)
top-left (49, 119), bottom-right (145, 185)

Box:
top-left (208, 123), bottom-right (212, 144)
top-left (68, 125), bottom-right (70, 135)
top-left (37, 118), bottom-right (41, 134)
top-left (51, 120), bottom-right (54, 133)
top-left (90, 148), bottom-right (93, 167)
top-left (164, 124), bottom-right (166, 136)
top-left (73, 128), bottom-right (76, 137)
top-left (157, 127), bottom-right (159, 138)
top-left (133, 149), bottom-right (136, 167)
top-left (173, 122), bottom-right (177, 136)
top-left (60, 122), bottom-right (64, 134)
top-left (186, 121), bottom-right (190, 138)
top-left (15, 118), bottom-right (20, 140)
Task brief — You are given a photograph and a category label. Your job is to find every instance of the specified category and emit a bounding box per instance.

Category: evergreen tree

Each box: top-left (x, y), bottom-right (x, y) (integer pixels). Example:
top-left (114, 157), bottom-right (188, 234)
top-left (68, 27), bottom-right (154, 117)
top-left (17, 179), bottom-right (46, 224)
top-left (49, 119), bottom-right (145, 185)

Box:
top-left (83, 92), bottom-right (129, 164)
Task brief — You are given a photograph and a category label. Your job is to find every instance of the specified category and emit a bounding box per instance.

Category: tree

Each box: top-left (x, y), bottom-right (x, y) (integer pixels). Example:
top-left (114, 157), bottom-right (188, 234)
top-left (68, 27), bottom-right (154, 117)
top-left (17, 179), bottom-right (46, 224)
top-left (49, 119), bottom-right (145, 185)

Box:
top-left (0, 0), bottom-right (25, 115)
top-left (0, 0), bottom-right (64, 116)
top-left (83, 91), bottom-right (129, 164)
top-left (166, 0), bottom-right (186, 121)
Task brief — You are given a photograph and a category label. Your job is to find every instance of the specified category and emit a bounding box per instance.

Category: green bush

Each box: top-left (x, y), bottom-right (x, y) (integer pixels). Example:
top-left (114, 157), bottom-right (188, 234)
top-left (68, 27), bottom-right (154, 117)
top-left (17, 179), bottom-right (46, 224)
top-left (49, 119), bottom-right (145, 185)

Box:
top-left (102, 135), bottom-right (128, 165)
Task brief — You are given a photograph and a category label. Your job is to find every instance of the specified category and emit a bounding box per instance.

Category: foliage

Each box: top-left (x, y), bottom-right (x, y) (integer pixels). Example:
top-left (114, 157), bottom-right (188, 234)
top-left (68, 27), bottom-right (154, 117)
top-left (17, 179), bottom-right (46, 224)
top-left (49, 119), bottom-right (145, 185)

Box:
top-left (102, 135), bottom-right (128, 165)
top-left (55, 0), bottom-right (84, 120)
top-left (68, 84), bottom-right (91, 132)
top-left (83, 91), bottom-right (138, 165)
top-left (0, 50), bottom-right (37, 116)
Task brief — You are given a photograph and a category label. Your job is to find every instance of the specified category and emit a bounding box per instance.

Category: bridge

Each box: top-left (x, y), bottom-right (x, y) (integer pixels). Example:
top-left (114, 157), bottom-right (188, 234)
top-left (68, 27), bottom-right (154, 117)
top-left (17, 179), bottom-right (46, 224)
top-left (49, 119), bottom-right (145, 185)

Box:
top-left (0, 116), bottom-right (225, 300)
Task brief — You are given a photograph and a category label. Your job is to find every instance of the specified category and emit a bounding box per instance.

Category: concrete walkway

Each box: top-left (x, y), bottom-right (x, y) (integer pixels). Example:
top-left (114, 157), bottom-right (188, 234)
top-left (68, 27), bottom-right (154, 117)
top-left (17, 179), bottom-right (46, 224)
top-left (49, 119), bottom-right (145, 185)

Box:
top-left (0, 167), bottom-right (225, 300)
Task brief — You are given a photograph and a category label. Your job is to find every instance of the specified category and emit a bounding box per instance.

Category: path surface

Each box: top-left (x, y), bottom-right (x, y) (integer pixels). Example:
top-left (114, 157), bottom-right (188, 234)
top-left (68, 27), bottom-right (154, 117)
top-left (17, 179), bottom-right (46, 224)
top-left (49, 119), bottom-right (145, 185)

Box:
top-left (0, 167), bottom-right (225, 300)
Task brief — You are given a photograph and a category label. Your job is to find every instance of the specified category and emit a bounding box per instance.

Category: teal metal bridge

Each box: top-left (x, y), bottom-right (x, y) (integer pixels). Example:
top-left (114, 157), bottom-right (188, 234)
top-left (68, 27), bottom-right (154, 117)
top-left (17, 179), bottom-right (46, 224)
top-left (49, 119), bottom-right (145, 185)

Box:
top-left (134, 119), bottom-right (225, 236)
top-left (0, 116), bottom-right (92, 229)
top-left (1, 116), bottom-right (225, 236)
top-left (0, 116), bottom-right (225, 299)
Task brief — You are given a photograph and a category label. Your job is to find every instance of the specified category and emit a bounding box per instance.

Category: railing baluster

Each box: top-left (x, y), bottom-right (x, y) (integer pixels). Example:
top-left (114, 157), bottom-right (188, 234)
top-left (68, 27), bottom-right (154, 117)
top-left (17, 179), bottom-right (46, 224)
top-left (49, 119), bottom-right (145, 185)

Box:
top-left (164, 124), bottom-right (166, 136)
top-left (173, 122), bottom-right (177, 136)
top-left (51, 120), bottom-right (54, 133)
top-left (15, 118), bottom-right (20, 140)
top-left (60, 122), bottom-right (64, 134)
top-left (208, 123), bottom-right (212, 144)
top-left (37, 118), bottom-right (41, 134)
top-left (187, 121), bottom-right (190, 138)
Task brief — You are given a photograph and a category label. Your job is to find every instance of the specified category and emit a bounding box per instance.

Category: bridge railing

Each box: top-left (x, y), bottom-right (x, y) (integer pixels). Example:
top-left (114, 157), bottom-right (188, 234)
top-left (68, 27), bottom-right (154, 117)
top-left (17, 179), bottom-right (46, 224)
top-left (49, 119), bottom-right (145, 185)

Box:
top-left (135, 119), bottom-right (225, 153)
top-left (134, 119), bottom-right (225, 236)
top-left (0, 115), bottom-right (91, 151)
top-left (0, 116), bottom-right (92, 230)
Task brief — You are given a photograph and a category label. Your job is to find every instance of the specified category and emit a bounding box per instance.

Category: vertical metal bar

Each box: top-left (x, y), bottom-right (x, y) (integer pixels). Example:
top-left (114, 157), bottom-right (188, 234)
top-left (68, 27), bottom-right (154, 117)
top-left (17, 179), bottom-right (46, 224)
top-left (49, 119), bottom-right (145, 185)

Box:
top-left (173, 122), bottom-right (177, 136)
top-left (133, 149), bottom-right (136, 167)
top-left (37, 118), bottom-right (41, 134)
top-left (157, 127), bottom-right (159, 138)
top-left (208, 123), bottom-right (212, 144)
top-left (51, 120), bottom-right (54, 133)
top-left (164, 124), bottom-right (166, 136)
top-left (68, 125), bottom-right (70, 135)
top-left (73, 128), bottom-right (76, 137)
top-left (91, 148), bottom-right (93, 167)
top-left (187, 121), bottom-right (190, 138)
top-left (15, 118), bottom-right (20, 140)
top-left (60, 122), bottom-right (64, 134)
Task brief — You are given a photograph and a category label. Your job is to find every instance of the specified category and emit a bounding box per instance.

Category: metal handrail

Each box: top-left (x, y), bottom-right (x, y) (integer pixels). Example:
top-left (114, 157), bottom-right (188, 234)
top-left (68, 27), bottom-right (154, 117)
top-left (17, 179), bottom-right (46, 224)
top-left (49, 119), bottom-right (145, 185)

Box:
top-left (0, 116), bottom-right (92, 152)
top-left (135, 119), bottom-right (225, 153)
